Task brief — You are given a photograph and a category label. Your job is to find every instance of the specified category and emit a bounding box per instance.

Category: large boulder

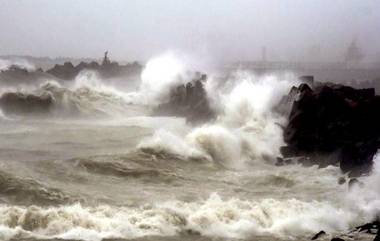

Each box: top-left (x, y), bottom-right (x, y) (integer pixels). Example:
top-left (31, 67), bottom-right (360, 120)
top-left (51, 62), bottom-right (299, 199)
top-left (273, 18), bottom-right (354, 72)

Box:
top-left (281, 82), bottom-right (380, 176)
top-left (153, 74), bottom-right (216, 124)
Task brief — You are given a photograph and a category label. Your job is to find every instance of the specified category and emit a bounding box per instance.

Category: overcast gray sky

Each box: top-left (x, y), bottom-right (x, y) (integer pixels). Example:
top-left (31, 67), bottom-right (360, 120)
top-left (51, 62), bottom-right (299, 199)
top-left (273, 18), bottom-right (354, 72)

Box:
top-left (0, 0), bottom-right (379, 62)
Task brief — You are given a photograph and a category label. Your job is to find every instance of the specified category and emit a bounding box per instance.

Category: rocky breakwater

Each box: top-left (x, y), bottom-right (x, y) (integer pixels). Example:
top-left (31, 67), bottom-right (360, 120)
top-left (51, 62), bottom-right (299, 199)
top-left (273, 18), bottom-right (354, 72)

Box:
top-left (152, 73), bottom-right (216, 124)
top-left (280, 81), bottom-right (380, 177)
top-left (46, 52), bottom-right (142, 80)
top-left (0, 65), bottom-right (51, 85)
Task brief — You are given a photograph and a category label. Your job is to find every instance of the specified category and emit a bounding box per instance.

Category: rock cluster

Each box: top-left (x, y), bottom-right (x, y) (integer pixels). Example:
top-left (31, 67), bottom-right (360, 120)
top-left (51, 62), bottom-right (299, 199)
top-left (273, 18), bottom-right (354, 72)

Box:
top-left (1, 53), bottom-right (143, 84)
top-left (280, 80), bottom-right (380, 176)
top-left (153, 73), bottom-right (216, 124)
top-left (311, 221), bottom-right (379, 241)
top-left (46, 52), bottom-right (142, 80)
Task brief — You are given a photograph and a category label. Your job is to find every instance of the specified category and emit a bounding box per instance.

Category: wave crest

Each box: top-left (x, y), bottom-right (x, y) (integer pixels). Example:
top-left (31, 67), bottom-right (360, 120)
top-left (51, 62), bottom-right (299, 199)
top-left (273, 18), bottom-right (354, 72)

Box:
top-left (0, 193), bottom-right (368, 241)
top-left (0, 170), bottom-right (71, 206)
top-left (0, 71), bottom-right (146, 118)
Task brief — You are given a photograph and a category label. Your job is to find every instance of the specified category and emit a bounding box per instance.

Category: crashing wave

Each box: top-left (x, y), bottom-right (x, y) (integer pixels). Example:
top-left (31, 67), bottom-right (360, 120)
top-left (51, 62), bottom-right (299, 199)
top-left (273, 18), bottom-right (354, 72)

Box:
top-left (0, 191), bottom-right (375, 241)
top-left (0, 58), bottom-right (36, 72)
top-left (0, 71), bottom-right (146, 118)
top-left (138, 72), bottom-right (300, 167)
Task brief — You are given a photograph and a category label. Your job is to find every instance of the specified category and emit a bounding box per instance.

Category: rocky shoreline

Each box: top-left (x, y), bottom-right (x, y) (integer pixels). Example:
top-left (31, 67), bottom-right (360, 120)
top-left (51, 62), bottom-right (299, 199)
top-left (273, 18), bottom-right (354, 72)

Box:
top-left (277, 78), bottom-right (380, 177)
top-left (152, 72), bottom-right (216, 124)
top-left (0, 52), bottom-right (142, 85)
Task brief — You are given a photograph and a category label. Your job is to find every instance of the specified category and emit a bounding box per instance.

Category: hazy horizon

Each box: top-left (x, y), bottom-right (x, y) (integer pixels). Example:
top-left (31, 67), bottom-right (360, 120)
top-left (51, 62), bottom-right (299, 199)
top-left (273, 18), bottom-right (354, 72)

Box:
top-left (0, 0), bottom-right (379, 63)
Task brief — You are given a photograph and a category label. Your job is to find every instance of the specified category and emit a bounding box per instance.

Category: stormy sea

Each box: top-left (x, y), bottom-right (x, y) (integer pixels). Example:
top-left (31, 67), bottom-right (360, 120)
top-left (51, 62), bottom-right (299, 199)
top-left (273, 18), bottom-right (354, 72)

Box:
top-left (0, 54), bottom-right (379, 241)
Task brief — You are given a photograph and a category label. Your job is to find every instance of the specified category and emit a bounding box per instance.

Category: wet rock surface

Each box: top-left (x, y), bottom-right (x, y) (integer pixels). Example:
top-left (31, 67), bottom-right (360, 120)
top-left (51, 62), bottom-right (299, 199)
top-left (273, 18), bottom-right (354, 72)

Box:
top-left (311, 230), bottom-right (326, 240)
top-left (310, 222), bottom-right (380, 241)
top-left (153, 73), bottom-right (216, 124)
top-left (280, 81), bottom-right (380, 176)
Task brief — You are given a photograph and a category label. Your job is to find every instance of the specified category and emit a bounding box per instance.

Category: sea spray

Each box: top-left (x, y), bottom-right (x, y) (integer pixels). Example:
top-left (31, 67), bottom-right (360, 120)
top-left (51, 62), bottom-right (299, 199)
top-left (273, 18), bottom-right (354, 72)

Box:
top-left (0, 58), bottom-right (36, 71)
top-left (0, 71), bottom-right (147, 118)
top-left (344, 153), bottom-right (380, 221)
top-left (0, 193), bottom-right (365, 241)
top-left (2, 53), bottom-right (380, 241)
top-left (140, 52), bottom-right (186, 104)
top-left (139, 68), bottom-right (299, 167)
top-left (137, 129), bottom-right (207, 160)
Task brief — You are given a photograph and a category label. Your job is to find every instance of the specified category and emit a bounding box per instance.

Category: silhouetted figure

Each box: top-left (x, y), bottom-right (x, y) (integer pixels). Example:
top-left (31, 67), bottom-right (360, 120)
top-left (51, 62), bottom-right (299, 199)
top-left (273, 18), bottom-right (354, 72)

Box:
top-left (102, 51), bottom-right (111, 66)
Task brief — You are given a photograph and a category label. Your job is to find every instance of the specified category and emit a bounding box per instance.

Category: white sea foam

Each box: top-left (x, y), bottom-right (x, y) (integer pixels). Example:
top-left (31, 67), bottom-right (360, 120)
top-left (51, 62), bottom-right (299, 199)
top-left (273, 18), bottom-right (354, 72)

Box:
top-left (139, 52), bottom-right (186, 104)
top-left (0, 191), bottom-right (375, 241)
top-left (137, 129), bottom-right (207, 160)
top-left (2, 53), bottom-right (379, 241)
top-left (139, 68), bottom-right (299, 167)
top-left (0, 109), bottom-right (11, 120)
top-left (0, 71), bottom-right (147, 118)
top-left (343, 153), bottom-right (380, 221)
top-left (0, 58), bottom-right (36, 71)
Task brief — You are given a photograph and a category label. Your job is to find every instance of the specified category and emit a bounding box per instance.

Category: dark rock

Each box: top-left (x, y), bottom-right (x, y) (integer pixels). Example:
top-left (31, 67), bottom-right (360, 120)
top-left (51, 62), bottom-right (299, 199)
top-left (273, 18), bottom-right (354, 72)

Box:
top-left (341, 141), bottom-right (377, 177)
top-left (375, 228), bottom-right (380, 241)
top-left (280, 146), bottom-right (300, 158)
top-left (299, 75), bottom-right (314, 87)
top-left (348, 178), bottom-right (364, 189)
top-left (275, 157), bottom-right (284, 166)
top-left (46, 52), bottom-right (143, 80)
top-left (298, 82), bottom-right (313, 93)
top-left (275, 157), bottom-right (296, 166)
top-left (281, 82), bottom-right (380, 176)
top-left (153, 73), bottom-right (216, 124)
top-left (275, 86), bottom-right (300, 116)
top-left (311, 230), bottom-right (326, 240)
top-left (47, 62), bottom-right (78, 80)
top-left (331, 238), bottom-right (345, 241)
top-left (338, 177), bottom-right (346, 185)
top-left (275, 76), bottom-right (316, 118)
top-left (355, 221), bottom-right (379, 233)
top-left (0, 92), bottom-right (54, 115)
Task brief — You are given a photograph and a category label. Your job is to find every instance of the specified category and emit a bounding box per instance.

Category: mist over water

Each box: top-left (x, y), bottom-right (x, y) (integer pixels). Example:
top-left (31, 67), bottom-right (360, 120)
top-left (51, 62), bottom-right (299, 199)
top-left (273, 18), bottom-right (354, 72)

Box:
top-left (0, 58), bottom-right (36, 71)
top-left (0, 53), bottom-right (379, 241)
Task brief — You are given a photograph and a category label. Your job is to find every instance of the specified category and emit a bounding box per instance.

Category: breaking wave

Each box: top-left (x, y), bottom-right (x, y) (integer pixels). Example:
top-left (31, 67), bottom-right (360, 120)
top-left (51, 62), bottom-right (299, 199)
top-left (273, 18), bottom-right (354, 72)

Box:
top-left (0, 154), bottom-right (379, 241)
top-left (138, 71), bottom-right (299, 168)
top-left (0, 191), bottom-right (375, 241)
top-left (0, 58), bottom-right (36, 71)
top-left (124, 52), bottom-right (208, 106)
top-left (1, 53), bottom-right (380, 241)
top-left (345, 153), bottom-right (380, 220)
top-left (0, 71), bottom-right (146, 118)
